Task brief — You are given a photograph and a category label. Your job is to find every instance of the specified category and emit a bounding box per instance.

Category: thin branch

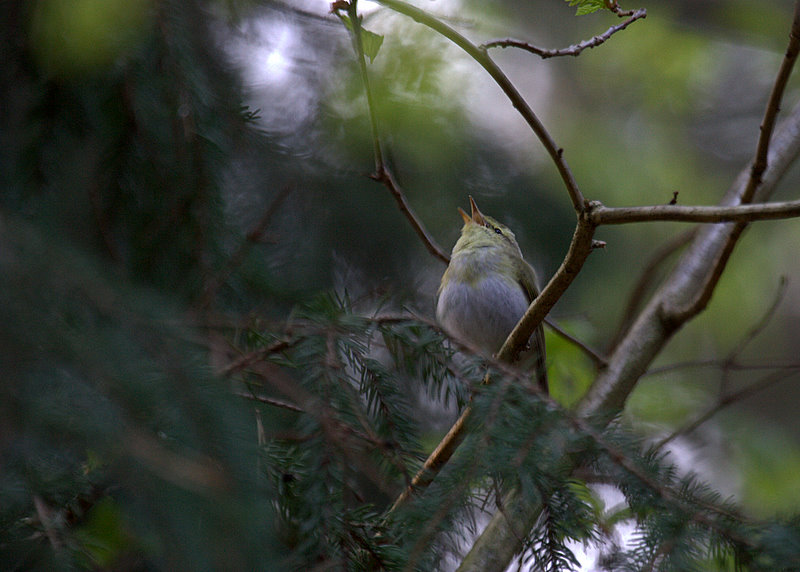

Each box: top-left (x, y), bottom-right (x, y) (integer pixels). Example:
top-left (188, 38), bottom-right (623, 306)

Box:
top-left (657, 369), bottom-right (800, 449)
top-left (663, 3), bottom-right (800, 323)
top-left (375, 0), bottom-right (585, 211)
top-left (389, 211), bottom-right (602, 513)
top-left (544, 317), bottom-right (607, 368)
top-left (481, 9), bottom-right (646, 59)
top-left (742, 1), bottom-right (800, 204)
top-left (590, 197), bottom-right (800, 225)
top-left (725, 275), bottom-right (788, 362)
top-left (645, 360), bottom-right (800, 377)
top-left (370, 168), bottom-right (451, 263)
top-left (344, 1), bottom-right (384, 171)
top-left (653, 276), bottom-right (792, 448)
top-left (609, 229), bottom-right (696, 352)
top-left (217, 339), bottom-right (295, 377)
top-left (388, 401), bottom-right (472, 512)
top-left (198, 184), bottom-right (295, 309)
top-left (234, 390), bottom-right (304, 413)
top-left (607, 1), bottom-right (637, 18)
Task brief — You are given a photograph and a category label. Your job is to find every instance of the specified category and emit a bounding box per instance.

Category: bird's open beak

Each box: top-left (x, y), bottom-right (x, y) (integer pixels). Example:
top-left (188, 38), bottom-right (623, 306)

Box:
top-left (458, 196), bottom-right (486, 225)
top-left (468, 195), bottom-right (486, 225)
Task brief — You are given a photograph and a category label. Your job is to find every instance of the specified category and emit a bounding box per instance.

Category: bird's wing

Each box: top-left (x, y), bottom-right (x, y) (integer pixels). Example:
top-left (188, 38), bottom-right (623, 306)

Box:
top-left (518, 262), bottom-right (548, 394)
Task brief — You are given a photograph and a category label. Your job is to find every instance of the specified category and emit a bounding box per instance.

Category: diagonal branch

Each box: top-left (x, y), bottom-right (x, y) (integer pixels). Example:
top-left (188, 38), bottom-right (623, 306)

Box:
top-left (388, 211), bottom-right (602, 513)
top-left (743, 1), bottom-right (800, 204)
top-left (657, 368), bottom-right (800, 449)
top-left (609, 229), bottom-right (695, 351)
top-left (545, 317), bottom-right (607, 368)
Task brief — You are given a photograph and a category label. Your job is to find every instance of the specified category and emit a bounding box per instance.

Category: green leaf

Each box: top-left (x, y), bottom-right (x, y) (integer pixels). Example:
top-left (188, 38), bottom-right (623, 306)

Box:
top-left (564, 0), bottom-right (607, 15)
top-left (361, 28), bottom-right (384, 63)
top-left (338, 13), bottom-right (383, 62)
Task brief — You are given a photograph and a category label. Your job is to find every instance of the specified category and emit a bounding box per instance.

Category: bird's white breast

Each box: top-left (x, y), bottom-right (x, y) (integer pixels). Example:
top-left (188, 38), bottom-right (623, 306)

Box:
top-left (436, 273), bottom-right (529, 354)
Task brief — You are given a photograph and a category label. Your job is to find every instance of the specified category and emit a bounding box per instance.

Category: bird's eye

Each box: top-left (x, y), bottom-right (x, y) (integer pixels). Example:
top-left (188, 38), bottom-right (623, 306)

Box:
top-left (493, 227), bottom-right (503, 235)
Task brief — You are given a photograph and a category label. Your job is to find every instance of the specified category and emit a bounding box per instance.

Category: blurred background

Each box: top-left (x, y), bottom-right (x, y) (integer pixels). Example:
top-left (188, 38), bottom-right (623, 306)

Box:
top-left (2, 0), bottom-right (800, 568)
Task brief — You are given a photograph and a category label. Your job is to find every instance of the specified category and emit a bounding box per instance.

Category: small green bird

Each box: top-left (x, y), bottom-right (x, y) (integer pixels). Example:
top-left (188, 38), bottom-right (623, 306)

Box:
top-left (436, 196), bottom-right (547, 392)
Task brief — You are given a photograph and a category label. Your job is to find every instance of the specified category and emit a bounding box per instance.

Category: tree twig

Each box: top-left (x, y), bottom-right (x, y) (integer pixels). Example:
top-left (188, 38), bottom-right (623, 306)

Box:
top-left (725, 275), bottom-right (788, 362)
top-left (234, 390), bottom-right (304, 413)
top-left (497, 209), bottom-right (601, 363)
top-left (742, 1), bottom-right (800, 204)
top-left (654, 276), bottom-right (792, 448)
top-left (656, 369), bottom-right (800, 449)
top-left (389, 211), bottom-right (602, 513)
top-left (197, 184), bottom-right (295, 309)
top-left (481, 9), bottom-right (646, 59)
top-left (370, 167), bottom-right (451, 263)
top-left (544, 317), bottom-right (607, 368)
top-left (609, 229), bottom-right (696, 352)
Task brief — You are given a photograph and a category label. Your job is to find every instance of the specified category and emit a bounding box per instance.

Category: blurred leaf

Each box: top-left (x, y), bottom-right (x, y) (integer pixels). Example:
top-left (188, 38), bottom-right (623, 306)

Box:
top-left (362, 28), bottom-right (385, 63)
top-left (565, 0), bottom-right (607, 16)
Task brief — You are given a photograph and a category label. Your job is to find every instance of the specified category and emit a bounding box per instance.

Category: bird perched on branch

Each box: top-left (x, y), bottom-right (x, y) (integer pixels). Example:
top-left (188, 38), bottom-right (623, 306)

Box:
top-left (436, 196), bottom-right (547, 392)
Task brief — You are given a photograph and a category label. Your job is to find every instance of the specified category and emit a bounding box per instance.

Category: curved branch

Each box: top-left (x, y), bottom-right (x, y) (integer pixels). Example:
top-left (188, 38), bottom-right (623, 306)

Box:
top-left (657, 369), bottom-right (800, 449)
top-left (370, 168), bottom-right (451, 263)
top-left (545, 317), bottom-right (607, 368)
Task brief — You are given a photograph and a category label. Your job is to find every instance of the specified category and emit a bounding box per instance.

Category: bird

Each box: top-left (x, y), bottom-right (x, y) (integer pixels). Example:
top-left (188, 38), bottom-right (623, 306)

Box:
top-left (436, 196), bottom-right (547, 392)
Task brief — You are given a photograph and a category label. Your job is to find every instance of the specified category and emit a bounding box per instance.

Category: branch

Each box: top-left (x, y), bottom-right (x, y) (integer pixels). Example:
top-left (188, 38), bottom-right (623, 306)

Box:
top-left (578, 98), bottom-right (800, 417)
top-left (234, 390), bottom-right (304, 413)
top-left (657, 368), bottom-right (800, 449)
top-left (590, 198), bottom-right (800, 225)
top-left (217, 339), bottom-right (295, 377)
top-left (197, 184), bottom-right (295, 309)
top-left (370, 168), bottom-right (451, 263)
top-left (481, 9), bottom-right (646, 59)
top-left (375, 0), bottom-right (585, 211)
top-left (743, 1), bottom-right (800, 204)
top-left (544, 317), bottom-right (607, 369)
top-left (656, 276), bottom-right (791, 448)
top-left (609, 229), bottom-right (695, 351)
